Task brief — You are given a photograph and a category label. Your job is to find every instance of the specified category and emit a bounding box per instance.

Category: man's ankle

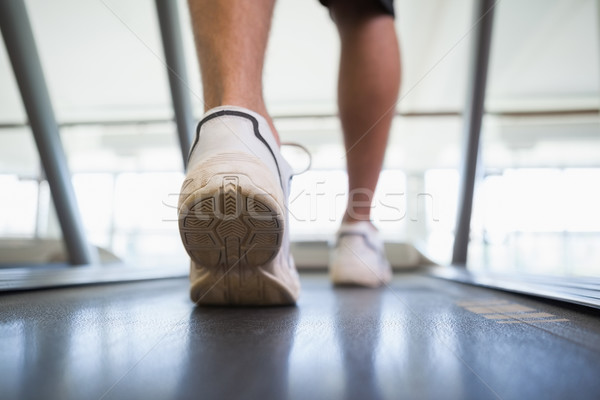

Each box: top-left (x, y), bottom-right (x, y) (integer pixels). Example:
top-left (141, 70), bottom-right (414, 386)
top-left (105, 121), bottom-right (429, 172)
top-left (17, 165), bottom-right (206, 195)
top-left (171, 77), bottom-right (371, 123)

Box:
top-left (341, 212), bottom-right (373, 225)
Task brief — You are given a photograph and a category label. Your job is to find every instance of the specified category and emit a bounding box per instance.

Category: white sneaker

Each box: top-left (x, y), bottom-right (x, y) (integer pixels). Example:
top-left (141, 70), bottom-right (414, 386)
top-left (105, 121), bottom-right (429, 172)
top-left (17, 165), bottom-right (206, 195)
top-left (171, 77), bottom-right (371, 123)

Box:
top-left (178, 106), bottom-right (300, 305)
top-left (329, 221), bottom-right (392, 287)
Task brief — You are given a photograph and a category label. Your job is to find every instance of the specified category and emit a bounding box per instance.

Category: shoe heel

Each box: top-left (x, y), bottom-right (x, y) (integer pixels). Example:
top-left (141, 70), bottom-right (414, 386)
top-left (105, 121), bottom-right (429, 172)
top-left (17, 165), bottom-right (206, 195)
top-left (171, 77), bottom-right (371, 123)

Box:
top-left (179, 173), bottom-right (284, 269)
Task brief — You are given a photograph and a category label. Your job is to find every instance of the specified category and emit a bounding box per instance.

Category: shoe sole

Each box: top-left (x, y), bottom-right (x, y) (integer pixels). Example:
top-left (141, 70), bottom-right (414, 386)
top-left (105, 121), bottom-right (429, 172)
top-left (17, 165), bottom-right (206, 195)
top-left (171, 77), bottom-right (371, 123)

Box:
top-left (188, 262), bottom-right (297, 306)
top-left (179, 172), bottom-right (296, 305)
top-left (180, 173), bottom-right (284, 268)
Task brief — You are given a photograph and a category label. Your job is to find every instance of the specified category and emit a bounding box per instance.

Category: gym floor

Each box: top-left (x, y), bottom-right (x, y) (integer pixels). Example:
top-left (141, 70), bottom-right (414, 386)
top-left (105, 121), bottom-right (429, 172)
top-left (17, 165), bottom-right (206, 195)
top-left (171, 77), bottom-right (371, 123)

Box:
top-left (1, 272), bottom-right (599, 400)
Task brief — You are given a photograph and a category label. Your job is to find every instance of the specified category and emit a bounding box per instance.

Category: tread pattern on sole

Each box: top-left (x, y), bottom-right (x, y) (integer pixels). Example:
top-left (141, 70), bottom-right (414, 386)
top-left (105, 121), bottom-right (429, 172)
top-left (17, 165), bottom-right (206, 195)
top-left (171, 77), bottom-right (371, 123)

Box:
top-left (179, 175), bottom-right (283, 270)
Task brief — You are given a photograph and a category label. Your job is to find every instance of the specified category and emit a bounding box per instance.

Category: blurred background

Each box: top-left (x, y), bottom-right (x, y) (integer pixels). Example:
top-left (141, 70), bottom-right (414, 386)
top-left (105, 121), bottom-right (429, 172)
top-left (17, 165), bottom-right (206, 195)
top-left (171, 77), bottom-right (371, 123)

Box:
top-left (1, 0), bottom-right (599, 278)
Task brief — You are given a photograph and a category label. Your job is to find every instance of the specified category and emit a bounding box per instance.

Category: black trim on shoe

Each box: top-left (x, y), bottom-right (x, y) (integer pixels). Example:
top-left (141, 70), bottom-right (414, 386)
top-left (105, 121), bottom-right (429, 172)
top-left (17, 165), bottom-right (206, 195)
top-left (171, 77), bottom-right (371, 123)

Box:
top-left (189, 110), bottom-right (284, 189)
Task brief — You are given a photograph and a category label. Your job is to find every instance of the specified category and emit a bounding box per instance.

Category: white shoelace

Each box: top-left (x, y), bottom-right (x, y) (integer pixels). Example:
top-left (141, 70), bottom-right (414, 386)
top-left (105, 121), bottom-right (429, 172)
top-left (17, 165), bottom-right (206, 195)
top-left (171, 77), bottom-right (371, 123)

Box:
top-left (280, 142), bottom-right (312, 176)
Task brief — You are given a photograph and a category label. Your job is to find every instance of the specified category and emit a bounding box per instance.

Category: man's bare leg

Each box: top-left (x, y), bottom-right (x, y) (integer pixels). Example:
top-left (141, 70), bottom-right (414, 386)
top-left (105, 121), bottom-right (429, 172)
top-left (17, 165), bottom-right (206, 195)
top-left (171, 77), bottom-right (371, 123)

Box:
top-left (330, 1), bottom-right (401, 223)
top-left (187, 0), bottom-right (279, 141)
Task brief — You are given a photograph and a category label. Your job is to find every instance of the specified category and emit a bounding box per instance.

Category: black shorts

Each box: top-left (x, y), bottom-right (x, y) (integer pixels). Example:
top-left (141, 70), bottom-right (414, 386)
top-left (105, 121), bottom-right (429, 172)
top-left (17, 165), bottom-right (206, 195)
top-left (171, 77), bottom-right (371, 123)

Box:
top-left (319, 0), bottom-right (395, 18)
